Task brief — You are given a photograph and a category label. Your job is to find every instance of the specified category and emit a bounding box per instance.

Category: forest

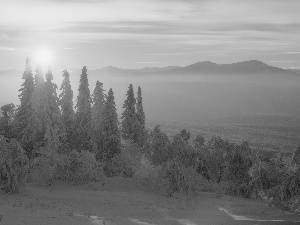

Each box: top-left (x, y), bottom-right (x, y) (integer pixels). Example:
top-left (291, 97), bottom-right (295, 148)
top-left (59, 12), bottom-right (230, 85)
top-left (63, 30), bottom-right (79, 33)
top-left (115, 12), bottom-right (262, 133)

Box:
top-left (1, 58), bottom-right (300, 213)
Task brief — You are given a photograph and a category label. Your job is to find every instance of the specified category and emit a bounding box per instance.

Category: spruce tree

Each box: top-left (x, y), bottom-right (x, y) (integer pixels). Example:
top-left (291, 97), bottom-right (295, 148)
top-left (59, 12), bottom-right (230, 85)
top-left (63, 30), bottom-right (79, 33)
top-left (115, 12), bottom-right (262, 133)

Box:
top-left (59, 70), bottom-right (74, 150)
top-left (146, 125), bottom-right (171, 165)
top-left (121, 84), bottom-right (137, 142)
top-left (31, 66), bottom-right (48, 145)
top-left (91, 81), bottom-right (106, 160)
top-left (136, 86), bottom-right (146, 146)
top-left (72, 66), bottom-right (95, 152)
top-left (102, 88), bottom-right (121, 162)
top-left (14, 58), bottom-right (39, 158)
top-left (44, 69), bottom-right (65, 152)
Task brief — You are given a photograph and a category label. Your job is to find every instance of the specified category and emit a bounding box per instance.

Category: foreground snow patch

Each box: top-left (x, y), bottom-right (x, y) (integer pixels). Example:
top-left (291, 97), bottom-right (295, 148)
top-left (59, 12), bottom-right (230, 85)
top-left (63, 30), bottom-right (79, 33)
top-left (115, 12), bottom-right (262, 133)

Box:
top-left (219, 207), bottom-right (300, 222)
top-left (131, 218), bottom-right (158, 225)
top-left (74, 214), bottom-right (114, 225)
top-left (176, 219), bottom-right (198, 225)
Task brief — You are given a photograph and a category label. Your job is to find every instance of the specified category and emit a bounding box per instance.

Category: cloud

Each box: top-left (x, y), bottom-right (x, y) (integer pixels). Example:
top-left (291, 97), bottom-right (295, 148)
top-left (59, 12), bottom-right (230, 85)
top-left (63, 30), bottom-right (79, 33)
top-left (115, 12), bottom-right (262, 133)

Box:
top-left (137, 62), bottom-right (159, 64)
top-left (0, 46), bottom-right (15, 51)
top-left (0, 46), bottom-right (32, 51)
top-left (285, 52), bottom-right (300, 55)
top-left (147, 53), bottom-right (184, 56)
top-left (1, 0), bottom-right (300, 69)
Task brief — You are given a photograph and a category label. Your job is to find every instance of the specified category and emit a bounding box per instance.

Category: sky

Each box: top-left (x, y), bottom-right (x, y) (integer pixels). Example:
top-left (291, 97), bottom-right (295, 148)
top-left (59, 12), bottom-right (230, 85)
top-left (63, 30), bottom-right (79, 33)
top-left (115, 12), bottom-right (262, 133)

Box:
top-left (0, 0), bottom-right (300, 70)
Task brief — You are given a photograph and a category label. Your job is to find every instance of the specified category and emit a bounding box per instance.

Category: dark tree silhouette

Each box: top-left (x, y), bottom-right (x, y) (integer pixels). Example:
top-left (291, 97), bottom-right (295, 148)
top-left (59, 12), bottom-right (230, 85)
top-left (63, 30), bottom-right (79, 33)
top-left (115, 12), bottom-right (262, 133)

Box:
top-left (102, 88), bottom-right (121, 162)
top-left (92, 80), bottom-right (106, 160)
top-left (121, 84), bottom-right (137, 142)
top-left (72, 66), bottom-right (95, 152)
top-left (59, 70), bottom-right (74, 151)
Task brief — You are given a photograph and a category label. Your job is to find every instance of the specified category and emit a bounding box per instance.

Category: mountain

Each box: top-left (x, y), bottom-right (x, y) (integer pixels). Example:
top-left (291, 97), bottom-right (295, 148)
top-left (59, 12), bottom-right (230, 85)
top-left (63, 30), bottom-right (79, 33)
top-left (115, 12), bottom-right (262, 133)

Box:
top-left (1, 60), bottom-right (300, 127)
top-left (82, 60), bottom-right (298, 79)
top-left (0, 60), bottom-right (296, 78)
top-left (18, 60), bottom-right (293, 78)
top-left (159, 60), bottom-right (295, 76)
top-left (92, 65), bottom-right (179, 75)
top-left (140, 66), bottom-right (180, 73)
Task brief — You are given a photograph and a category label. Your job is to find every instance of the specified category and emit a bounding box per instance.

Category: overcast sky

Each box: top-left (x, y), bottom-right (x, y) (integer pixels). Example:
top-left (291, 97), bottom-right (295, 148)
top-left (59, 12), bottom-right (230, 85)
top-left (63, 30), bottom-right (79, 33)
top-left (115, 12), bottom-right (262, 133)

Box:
top-left (0, 0), bottom-right (300, 70)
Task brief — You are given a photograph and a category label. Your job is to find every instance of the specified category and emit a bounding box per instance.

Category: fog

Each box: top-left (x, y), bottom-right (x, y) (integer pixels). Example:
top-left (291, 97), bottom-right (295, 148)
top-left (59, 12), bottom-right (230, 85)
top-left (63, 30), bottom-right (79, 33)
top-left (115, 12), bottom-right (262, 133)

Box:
top-left (1, 69), bottom-right (300, 124)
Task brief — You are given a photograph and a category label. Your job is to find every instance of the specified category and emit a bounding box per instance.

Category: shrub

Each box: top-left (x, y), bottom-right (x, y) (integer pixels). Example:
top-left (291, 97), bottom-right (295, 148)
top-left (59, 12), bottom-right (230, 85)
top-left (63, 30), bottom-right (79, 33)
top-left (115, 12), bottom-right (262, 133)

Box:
top-left (219, 181), bottom-right (252, 198)
top-left (65, 150), bottom-right (104, 183)
top-left (205, 137), bottom-right (234, 183)
top-left (0, 135), bottom-right (29, 193)
top-left (103, 142), bottom-right (142, 177)
top-left (249, 154), bottom-right (290, 191)
top-left (155, 159), bottom-right (206, 196)
top-left (292, 145), bottom-right (300, 168)
top-left (29, 146), bottom-right (65, 186)
top-left (29, 153), bottom-right (57, 186)
top-left (268, 170), bottom-right (300, 211)
top-left (156, 160), bottom-right (181, 196)
top-left (134, 156), bottom-right (161, 186)
top-left (247, 150), bottom-right (300, 212)
top-left (29, 149), bottom-right (105, 185)
top-left (226, 142), bottom-right (252, 184)
top-left (144, 125), bottom-right (172, 166)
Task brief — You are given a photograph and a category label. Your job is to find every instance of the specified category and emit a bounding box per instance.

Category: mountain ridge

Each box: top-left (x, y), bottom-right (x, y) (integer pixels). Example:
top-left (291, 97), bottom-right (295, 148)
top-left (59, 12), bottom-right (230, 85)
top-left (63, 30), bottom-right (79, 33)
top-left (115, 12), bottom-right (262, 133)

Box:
top-left (94, 60), bottom-right (298, 77)
top-left (158, 60), bottom-right (294, 76)
top-left (0, 60), bottom-right (297, 77)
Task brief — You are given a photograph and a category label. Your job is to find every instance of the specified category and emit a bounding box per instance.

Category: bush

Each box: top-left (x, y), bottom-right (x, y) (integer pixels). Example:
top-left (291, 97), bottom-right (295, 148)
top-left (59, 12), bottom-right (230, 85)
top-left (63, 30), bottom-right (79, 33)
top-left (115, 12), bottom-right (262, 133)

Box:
top-left (156, 160), bottom-right (181, 196)
top-left (29, 149), bottom-right (105, 185)
top-left (29, 153), bottom-right (58, 186)
top-left (155, 159), bottom-right (206, 196)
top-left (219, 181), bottom-right (252, 198)
top-left (64, 150), bottom-right (105, 184)
top-left (249, 154), bottom-right (290, 191)
top-left (144, 125), bottom-right (172, 166)
top-left (0, 135), bottom-right (29, 193)
top-left (134, 156), bottom-right (161, 186)
top-left (103, 142), bottom-right (143, 178)
top-left (268, 170), bottom-right (300, 211)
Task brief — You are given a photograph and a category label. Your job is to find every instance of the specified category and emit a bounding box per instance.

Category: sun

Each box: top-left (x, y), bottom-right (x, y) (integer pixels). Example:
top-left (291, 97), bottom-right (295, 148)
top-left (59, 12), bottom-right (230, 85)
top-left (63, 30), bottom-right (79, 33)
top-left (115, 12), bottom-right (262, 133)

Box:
top-left (34, 47), bottom-right (53, 68)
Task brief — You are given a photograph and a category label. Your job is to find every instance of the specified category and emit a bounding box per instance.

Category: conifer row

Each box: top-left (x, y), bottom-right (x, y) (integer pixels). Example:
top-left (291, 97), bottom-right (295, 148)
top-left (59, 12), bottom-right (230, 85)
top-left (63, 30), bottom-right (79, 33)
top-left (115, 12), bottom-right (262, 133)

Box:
top-left (12, 58), bottom-right (146, 164)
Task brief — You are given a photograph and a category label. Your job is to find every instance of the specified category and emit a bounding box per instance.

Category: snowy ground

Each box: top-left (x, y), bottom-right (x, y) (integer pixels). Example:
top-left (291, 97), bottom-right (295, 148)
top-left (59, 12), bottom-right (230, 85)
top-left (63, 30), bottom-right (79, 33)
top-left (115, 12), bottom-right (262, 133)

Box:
top-left (1, 177), bottom-right (300, 225)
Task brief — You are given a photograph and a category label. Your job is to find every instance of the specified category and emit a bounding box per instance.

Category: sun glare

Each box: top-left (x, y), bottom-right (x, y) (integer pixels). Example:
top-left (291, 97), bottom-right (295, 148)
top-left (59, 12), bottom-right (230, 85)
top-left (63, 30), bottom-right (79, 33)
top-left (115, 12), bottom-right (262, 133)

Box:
top-left (34, 47), bottom-right (53, 68)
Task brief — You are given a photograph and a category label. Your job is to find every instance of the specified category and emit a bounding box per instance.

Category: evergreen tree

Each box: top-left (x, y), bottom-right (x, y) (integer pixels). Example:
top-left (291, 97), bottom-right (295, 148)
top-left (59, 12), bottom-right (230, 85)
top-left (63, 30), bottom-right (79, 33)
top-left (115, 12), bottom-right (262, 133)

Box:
top-left (136, 86), bottom-right (146, 146)
top-left (91, 81), bottom-right (106, 160)
top-left (31, 66), bottom-right (48, 146)
top-left (14, 58), bottom-right (39, 158)
top-left (72, 66), bottom-right (95, 152)
top-left (145, 125), bottom-right (171, 166)
top-left (102, 88), bottom-right (121, 162)
top-left (59, 70), bottom-right (74, 150)
top-left (0, 103), bottom-right (15, 137)
top-left (121, 84), bottom-right (137, 142)
top-left (44, 69), bottom-right (65, 152)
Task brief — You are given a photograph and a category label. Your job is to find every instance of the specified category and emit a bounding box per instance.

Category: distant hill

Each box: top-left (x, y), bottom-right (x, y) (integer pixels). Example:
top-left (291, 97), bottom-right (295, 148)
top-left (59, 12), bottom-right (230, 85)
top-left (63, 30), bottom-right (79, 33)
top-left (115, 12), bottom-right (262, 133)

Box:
top-left (85, 60), bottom-right (298, 78)
top-left (140, 66), bottom-right (180, 73)
top-left (0, 60), bottom-right (296, 78)
top-left (91, 65), bottom-right (180, 76)
top-left (1, 60), bottom-right (300, 127)
top-left (159, 60), bottom-right (296, 76)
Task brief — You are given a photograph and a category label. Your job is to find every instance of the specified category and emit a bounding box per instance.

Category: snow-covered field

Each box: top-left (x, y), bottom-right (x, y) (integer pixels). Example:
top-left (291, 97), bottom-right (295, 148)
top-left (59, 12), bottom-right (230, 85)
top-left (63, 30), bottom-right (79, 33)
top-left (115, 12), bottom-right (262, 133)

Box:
top-left (1, 177), bottom-right (300, 225)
